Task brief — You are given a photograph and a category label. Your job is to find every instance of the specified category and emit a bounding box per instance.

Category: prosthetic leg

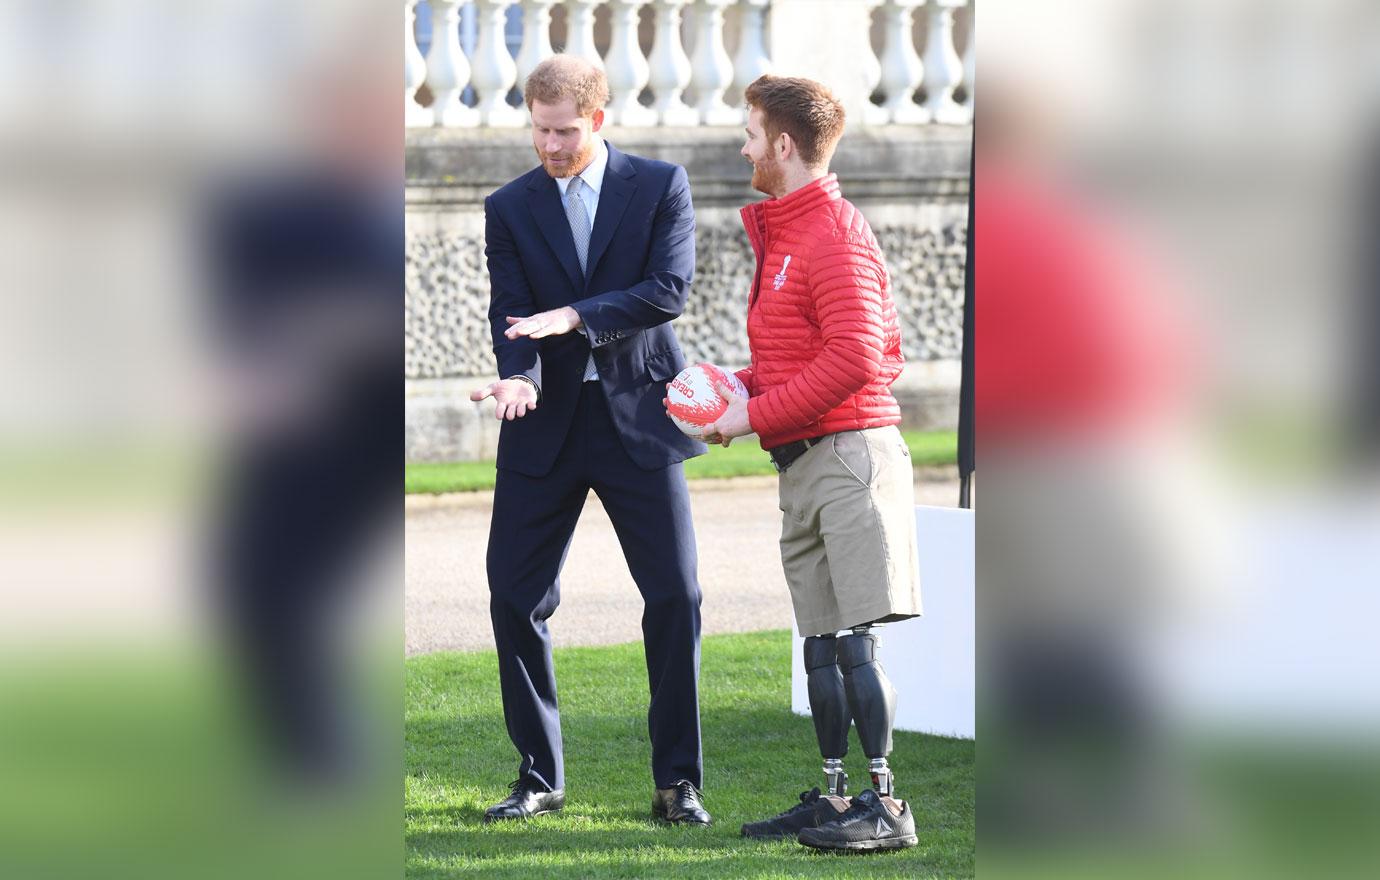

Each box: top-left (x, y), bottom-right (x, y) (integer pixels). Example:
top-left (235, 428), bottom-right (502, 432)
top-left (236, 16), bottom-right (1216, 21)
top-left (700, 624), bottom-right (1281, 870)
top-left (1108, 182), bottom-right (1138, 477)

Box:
top-left (803, 634), bottom-right (850, 796)
top-left (838, 625), bottom-right (898, 796)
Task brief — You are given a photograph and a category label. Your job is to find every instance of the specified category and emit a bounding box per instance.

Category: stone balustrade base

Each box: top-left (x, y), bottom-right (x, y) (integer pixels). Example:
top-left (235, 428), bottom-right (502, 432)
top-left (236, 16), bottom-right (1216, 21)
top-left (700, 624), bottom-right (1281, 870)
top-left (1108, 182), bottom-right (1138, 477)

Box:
top-left (406, 360), bottom-right (959, 463)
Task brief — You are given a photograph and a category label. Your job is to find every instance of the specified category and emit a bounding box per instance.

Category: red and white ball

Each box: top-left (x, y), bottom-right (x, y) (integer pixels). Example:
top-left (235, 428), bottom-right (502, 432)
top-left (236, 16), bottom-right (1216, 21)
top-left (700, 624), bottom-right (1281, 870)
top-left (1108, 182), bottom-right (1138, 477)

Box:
top-left (665, 362), bottom-right (747, 436)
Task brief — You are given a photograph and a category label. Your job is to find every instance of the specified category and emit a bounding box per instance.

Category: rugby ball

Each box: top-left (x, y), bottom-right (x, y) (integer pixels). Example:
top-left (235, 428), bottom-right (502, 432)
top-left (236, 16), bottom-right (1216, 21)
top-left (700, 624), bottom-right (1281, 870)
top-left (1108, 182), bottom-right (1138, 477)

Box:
top-left (665, 363), bottom-right (747, 436)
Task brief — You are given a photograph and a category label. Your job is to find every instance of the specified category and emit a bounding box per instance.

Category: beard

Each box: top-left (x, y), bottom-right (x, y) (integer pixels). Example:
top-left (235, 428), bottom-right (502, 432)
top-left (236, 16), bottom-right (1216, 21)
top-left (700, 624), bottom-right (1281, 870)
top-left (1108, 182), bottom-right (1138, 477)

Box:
top-left (750, 156), bottom-right (785, 197)
top-left (536, 136), bottom-right (598, 179)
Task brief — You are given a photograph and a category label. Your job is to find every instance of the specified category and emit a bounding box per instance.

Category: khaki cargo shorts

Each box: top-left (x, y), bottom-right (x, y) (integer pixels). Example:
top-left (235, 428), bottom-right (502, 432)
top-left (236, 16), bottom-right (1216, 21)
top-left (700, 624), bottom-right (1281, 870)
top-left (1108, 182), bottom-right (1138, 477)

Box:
top-left (777, 426), bottom-right (923, 637)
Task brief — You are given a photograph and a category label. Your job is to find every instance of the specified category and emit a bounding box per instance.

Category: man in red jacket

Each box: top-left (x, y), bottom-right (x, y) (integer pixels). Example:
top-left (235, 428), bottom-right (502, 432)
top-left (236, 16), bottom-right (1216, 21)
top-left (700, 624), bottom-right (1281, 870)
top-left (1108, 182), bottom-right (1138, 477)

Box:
top-left (701, 75), bottom-right (922, 852)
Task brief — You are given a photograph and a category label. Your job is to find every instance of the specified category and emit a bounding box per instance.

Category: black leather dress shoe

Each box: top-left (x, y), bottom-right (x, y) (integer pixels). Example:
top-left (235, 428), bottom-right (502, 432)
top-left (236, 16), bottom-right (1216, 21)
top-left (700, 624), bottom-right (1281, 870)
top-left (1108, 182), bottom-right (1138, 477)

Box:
top-left (483, 778), bottom-right (565, 823)
top-left (652, 780), bottom-right (712, 825)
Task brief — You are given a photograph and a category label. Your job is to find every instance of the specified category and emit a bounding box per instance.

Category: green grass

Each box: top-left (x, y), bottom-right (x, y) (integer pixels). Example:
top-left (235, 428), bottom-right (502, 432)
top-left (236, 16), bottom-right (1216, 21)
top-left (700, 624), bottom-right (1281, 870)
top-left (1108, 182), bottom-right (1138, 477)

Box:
top-left (406, 430), bottom-right (957, 495)
top-left (0, 646), bottom-right (401, 880)
top-left (407, 460), bottom-right (506, 494)
top-left (0, 443), bottom-right (206, 509)
top-left (406, 629), bottom-right (975, 878)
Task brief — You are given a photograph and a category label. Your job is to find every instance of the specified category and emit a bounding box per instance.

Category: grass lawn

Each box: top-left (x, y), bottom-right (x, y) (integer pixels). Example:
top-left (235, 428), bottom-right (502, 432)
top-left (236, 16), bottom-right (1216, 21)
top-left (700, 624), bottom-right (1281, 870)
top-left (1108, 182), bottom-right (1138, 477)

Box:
top-left (406, 629), bottom-right (975, 878)
top-left (406, 429), bottom-right (957, 495)
top-left (0, 648), bottom-right (401, 880)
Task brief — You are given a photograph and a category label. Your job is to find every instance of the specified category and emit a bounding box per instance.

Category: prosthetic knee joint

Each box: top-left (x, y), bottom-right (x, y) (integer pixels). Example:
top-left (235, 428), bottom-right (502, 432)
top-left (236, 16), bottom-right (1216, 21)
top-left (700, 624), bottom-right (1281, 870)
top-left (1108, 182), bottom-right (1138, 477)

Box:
top-left (803, 634), bottom-right (850, 796)
top-left (838, 626), bottom-right (898, 796)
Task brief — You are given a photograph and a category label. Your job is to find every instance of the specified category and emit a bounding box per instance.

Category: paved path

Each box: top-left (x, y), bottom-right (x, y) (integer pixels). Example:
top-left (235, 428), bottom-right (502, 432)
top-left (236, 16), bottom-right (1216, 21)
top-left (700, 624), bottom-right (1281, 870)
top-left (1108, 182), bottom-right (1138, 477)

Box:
top-left (405, 469), bottom-right (960, 656)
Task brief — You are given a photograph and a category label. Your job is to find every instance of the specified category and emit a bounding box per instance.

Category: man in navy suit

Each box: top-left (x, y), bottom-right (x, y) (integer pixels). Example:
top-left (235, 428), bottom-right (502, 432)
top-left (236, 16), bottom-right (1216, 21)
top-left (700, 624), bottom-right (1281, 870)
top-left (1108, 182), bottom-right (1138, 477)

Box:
top-left (468, 55), bottom-right (711, 826)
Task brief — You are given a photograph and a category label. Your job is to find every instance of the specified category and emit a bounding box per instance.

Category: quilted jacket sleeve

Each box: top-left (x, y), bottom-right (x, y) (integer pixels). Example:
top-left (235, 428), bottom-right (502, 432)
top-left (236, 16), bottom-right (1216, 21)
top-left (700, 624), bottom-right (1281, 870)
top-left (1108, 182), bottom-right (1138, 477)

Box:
top-left (747, 235), bottom-right (888, 438)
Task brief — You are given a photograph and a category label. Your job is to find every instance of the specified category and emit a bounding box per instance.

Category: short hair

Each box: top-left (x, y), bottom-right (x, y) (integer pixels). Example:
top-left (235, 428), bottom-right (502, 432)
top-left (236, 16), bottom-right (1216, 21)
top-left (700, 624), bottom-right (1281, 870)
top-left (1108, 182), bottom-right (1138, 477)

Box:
top-left (743, 75), bottom-right (847, 168)
top-left (523, 54), bottom-right (609, 117)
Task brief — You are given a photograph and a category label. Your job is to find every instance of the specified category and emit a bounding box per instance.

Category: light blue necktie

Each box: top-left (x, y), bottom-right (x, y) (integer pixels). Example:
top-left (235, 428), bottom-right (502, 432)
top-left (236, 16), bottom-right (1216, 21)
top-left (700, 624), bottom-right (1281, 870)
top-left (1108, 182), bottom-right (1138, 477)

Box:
top-left (564, 176), bottom-right (598, 381)
top-left (564, 176), bottom-right (591, 274)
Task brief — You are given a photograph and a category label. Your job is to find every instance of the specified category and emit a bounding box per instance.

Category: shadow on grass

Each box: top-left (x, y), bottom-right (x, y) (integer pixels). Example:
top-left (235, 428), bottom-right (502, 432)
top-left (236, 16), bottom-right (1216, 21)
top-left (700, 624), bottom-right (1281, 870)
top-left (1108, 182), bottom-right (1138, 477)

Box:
top-left (407, 825), bottom-right (945, 880)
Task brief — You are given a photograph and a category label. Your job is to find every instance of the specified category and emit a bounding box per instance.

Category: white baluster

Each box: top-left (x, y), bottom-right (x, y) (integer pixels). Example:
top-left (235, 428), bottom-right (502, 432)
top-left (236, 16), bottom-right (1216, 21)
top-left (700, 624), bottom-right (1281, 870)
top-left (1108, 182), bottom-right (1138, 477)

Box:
top-left (405, 0), bottom-right (432, 127)
top-left (606, 1), bottom-right (655, 126)
top-left (879, 0), bottom-right (927, 124)
top-left (961, 1), bottom-right (974, 122)
top-left (426, 0), bottom-right (477, 126)
top-left (647, 0), bottom-right (696, 126)
top-left (923, 0), bottom-right (966, 124)
top-left (687, 0), bottom-right (736, 125)
top-left (563, 0), bottom-right (604, 71)
top-left (729, 0), bottom-right (771, 112)
top-left (861, 0), bottom-right (890, 126)
top-left (472, 0), bottom-right (523, 125)
top-left (515, 0), bottom-right (556, 92)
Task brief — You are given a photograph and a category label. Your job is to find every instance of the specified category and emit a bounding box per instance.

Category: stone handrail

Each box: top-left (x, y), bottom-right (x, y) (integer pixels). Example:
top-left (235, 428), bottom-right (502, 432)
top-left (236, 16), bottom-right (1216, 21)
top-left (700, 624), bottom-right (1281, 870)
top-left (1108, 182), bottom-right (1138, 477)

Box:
top-left (405, 0), bottom-right (974, 129)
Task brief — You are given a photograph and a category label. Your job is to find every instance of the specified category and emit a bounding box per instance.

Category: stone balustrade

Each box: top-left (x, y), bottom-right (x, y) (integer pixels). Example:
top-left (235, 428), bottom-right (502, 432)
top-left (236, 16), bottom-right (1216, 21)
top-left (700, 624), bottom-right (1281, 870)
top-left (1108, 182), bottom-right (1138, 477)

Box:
top-left (405, 0), bottom-right (974, 128)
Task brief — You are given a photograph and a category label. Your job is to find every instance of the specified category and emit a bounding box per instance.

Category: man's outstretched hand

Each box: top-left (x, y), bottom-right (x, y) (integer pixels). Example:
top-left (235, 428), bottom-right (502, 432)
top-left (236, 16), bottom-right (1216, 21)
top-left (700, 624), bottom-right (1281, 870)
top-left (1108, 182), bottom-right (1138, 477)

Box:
top-left (702, 381), bottom-right (752, 447)
top-left (470, 378), bottom-right (538, 421)
top-left (504, 306), bottom-right (582, 340)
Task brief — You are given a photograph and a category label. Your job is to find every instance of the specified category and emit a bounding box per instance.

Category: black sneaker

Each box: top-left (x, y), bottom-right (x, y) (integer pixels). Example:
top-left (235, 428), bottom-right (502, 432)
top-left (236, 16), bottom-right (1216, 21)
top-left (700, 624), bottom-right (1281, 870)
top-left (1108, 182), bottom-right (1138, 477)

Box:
top-left (797, 789), bottom-right (918, 852)
top-left (740, 787), bottom-right (850, 840)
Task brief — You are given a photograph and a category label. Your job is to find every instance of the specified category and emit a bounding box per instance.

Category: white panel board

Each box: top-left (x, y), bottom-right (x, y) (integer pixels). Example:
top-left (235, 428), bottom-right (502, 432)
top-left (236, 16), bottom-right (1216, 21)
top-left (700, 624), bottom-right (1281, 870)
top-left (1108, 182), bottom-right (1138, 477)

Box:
top-left (792, 505), bottom-right (975, 739)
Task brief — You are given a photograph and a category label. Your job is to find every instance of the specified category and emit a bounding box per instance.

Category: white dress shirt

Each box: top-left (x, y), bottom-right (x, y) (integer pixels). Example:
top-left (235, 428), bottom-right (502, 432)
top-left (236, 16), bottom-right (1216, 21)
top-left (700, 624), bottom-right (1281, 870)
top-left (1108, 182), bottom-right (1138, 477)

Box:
top-left (554, 136), bottom-right (606, 225)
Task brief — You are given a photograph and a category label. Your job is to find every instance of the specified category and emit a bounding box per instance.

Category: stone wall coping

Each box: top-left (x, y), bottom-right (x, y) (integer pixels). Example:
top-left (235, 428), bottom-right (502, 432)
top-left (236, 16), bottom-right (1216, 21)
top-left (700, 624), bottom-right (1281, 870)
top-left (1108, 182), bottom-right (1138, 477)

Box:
top-left (406, 125), bottom-right (972, 206)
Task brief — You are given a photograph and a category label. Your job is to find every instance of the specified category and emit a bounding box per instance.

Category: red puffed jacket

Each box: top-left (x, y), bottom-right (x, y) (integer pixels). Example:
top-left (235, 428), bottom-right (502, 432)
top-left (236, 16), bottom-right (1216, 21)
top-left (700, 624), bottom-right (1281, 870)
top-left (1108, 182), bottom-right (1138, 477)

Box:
top-left (735, 174), bottom-right (904, 450)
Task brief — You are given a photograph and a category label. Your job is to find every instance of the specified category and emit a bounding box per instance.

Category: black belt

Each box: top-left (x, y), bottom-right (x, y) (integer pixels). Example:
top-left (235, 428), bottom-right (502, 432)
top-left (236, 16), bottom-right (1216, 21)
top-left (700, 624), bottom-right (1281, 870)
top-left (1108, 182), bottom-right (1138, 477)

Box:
top-left (768, 435), bottom-right (828, 473)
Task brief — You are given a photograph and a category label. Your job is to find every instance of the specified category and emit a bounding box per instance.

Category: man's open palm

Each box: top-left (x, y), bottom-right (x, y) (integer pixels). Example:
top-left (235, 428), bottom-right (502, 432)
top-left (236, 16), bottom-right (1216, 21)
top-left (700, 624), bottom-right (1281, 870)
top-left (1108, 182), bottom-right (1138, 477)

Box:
top-left (470, 378), bottom-right (538, 421)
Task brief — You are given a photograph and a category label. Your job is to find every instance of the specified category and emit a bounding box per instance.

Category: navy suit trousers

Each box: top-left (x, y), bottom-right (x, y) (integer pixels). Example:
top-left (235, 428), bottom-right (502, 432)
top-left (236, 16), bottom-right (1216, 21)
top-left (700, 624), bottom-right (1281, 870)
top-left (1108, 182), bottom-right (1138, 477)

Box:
top-left (486, 382), bottom-right (703, 792)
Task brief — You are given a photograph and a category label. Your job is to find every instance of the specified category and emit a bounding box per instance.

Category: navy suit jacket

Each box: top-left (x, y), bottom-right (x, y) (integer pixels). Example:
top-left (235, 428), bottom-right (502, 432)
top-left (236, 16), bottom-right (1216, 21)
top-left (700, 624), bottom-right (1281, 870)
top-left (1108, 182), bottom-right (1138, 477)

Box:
top-left (483, 143), bottom-right (707, 477)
